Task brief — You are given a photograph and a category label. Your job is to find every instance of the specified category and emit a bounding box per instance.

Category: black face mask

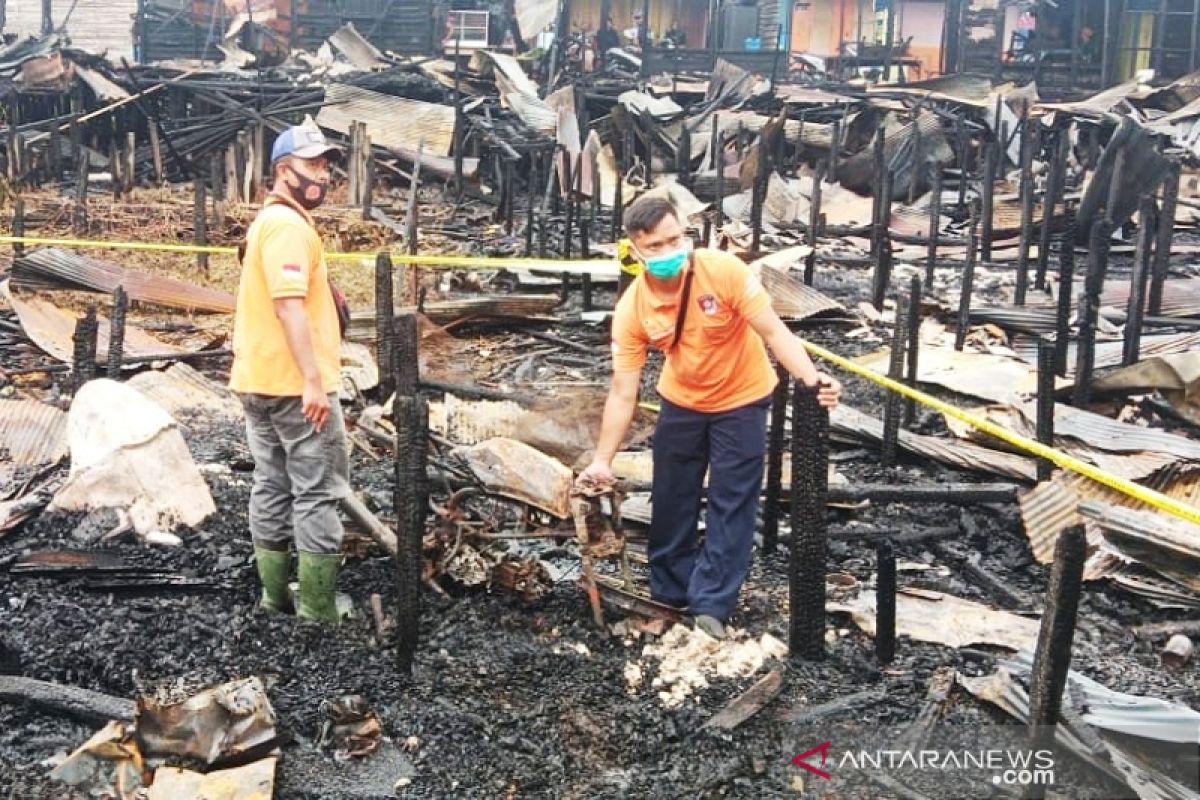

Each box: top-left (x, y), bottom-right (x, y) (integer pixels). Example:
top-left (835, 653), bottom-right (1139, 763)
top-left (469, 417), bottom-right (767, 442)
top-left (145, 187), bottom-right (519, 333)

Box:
top-left (284, 167), bottom-right (328, 210)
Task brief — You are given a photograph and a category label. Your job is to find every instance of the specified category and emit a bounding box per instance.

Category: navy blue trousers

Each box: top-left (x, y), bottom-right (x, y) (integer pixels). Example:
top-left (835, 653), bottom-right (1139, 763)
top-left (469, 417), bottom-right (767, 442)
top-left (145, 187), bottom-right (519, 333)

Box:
top-left (648, 394), bottom-right (770, 621)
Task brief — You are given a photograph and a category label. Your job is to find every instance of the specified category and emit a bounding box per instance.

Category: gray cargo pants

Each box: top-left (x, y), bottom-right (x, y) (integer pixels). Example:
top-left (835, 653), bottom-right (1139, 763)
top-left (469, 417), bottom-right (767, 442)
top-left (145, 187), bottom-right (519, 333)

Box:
top-left (239, 393), bottom-right (350, 554)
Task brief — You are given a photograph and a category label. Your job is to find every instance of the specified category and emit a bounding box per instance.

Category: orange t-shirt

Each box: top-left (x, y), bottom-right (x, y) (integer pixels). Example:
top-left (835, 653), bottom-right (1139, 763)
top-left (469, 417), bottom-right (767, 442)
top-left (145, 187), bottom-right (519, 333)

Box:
top-left (611, 248), bottom-right (777, 413)
top-left (228, 194), bottom-right (342, 396)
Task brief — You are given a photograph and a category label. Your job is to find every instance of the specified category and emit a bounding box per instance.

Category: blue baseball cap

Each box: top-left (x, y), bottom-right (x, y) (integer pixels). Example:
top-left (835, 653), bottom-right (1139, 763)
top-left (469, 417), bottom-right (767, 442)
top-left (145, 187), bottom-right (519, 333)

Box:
top-left (271, 124), bottom-right (339, 164)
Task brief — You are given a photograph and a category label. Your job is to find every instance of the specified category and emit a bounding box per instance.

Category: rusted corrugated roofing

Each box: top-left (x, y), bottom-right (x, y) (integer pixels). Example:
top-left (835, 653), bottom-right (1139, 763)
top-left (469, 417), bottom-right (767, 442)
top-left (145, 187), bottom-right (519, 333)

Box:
top-left (13, 249), bottom-right (234, 313)
top-left (0, 399), bottom-right (68, 497)
top-left (318, 83), bottom-right (456, 157)
top-left (750, 248), bottom-right (845, 322)
top-left (1018, 464), bottom-right (1200, 583)
top-left (5, 286), bottom-right (187, 364)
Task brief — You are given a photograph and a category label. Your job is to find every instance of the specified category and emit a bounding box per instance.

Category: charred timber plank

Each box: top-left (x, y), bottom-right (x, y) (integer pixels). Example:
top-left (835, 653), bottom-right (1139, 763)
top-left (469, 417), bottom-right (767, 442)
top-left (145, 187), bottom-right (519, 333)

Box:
top-left (702, 668), bottom-right (784, 731)
top-left (0, 675), bottom-right (134, 725)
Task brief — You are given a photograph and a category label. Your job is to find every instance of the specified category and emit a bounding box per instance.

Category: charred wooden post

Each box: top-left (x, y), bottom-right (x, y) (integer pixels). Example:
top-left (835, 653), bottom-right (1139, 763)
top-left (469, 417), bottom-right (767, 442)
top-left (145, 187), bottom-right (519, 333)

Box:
top-left (1149, 159), bottom-right (1180, 316)
top-left (589, 150), bottom-right (600, 232)
top-left (453, 99), bottom-right (464, 200)
top-left (713, 133), bottom-right (725, 231)
top-left (828, 118), bottom-right (841, 174)
top-left (1014, 122), bottom-right (1036, 306)
top-left (1036, 128), bottom-right (1068, 291)
top-left (71, 306), bottom-right (99, 392)
top-left (881, 292), bottom-right (907, 468)
top-left (405, 142), bottom-right (424, 304)
top-left (375, 252), bottom-right (395, 401)
top-left (871, 141), bottom-right (894, 311)
top-left (955, 118), bottom-right (969, 214)
top-left (789, 382), bottom-right (828, 661)
top-left (73, 150), bottom-right (89, 235)
top-left (105, 286), bottom-right (128, 379)
top-left (582, 271), bottom-right (594, 311)
top-left (904, 274), bottom-right (922, 427)
top-left (762, 364), bottom-right (790, 555)
top-left (612, 167), bottom-right (624, 242)
top-left (1124, 195), bottom-right (1155, 367)
top-left (12, 198), bottom-right (24, 259)
top-left (1026, 524), bottom-right (1086, 779)
top-left (677, 123), bottom-right (692, 189)
top-left (503, 158), bottom-right (516, 235)
top-left (954, 220), bottom-right (979, 351)
top-left (1036, 339), bottom-right (1056, 482)
top-left (1072, 219), bottom-right (1113, 407)
top-left (807, 161), bottom-right (824, 247)
top-left (980, 139), bottom-right (997, 263)
top-left (876, 538), bottom-right (896, 665)
top-left (361, 147), bottom-right (375, 222)
top-left (562, 153), bottom-right (575, 259)
top-left (572, 153), bottom-right (584, 254)
top-left (560, 272), bottom-right (571, 304)
top-left (210, 155), bottom-right (225, 224)
top-left (870, 128), bottom-right (887, 259)
top-left (49, 116), bottom-right (63, 181)
top-left (193, 178), bottom-right (208, 277)
top-left (1053, 205), bottom-right (1078, 377)
top-left (925, 161), bottom-right (942, 286)
top-left (393, 313), bottom-right (425, 675)
top-left (750, 148), bottom-right (768, 255)
top-left (109, 144), bottom-right (122, 201)
top-left (803, 249), bottom-right (816, 287)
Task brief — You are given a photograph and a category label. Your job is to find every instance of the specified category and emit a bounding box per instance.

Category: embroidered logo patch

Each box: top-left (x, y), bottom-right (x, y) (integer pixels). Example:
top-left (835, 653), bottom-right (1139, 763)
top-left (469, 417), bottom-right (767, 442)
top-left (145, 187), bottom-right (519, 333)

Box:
top-left (281, 263), bottom-right (303, 275)
top-left (697, 294), bottom-right (720, 316)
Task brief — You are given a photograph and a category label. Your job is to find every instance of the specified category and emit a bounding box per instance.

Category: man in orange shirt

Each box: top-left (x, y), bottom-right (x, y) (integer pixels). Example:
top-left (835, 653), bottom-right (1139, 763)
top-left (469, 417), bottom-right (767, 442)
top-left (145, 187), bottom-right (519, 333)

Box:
top-left (229, 123), bottom-right (349, 623)
top-left (578, 196), bottom-right (841, 639)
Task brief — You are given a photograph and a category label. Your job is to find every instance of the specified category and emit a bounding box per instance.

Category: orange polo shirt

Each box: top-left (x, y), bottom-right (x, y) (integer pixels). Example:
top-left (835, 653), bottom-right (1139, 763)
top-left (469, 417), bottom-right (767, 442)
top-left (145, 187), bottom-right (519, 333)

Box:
top-left (611, 248), bottom-right (777, 413)
top-left (229, 194), bottom-right (342, 396)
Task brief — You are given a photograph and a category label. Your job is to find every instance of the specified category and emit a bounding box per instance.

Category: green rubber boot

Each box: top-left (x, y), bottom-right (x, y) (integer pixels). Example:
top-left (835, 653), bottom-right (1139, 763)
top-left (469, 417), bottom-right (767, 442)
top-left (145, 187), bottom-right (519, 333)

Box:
top-left (254, 547), bottom-right (292, 614)
top-left (296, 552), bottom-right (345, 623)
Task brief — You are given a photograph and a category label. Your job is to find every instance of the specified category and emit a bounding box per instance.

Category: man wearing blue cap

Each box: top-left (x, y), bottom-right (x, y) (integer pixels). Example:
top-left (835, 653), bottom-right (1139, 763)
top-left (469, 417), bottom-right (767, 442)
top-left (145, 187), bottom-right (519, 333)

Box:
top-left (229, 121), bottom-right (350, 623)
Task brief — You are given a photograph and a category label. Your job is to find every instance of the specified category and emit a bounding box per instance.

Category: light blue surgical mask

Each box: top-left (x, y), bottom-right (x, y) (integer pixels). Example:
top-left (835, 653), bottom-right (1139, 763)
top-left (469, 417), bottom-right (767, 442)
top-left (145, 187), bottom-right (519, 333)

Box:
top-left (640, 241), bottom-right (691, 280)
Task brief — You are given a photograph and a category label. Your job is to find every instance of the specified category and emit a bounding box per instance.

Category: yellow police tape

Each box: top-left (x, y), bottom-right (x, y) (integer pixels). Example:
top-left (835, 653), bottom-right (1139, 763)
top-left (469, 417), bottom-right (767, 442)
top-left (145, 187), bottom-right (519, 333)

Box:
top-left (640, 345), bottom-right (1200, 525)
top-left (0, 234), bottom-right (616, 274)
top-left (4, 233), bottom-right (1197, 525)
top-left (800, 341), bottom-right (1200, 527)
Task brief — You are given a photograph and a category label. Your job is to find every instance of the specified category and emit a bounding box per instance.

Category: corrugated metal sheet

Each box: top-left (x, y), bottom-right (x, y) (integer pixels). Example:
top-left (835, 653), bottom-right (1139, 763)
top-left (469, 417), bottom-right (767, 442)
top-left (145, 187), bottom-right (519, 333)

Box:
top-left (471, 51), bottom-right (556, 135)
top-left (1010, 331), bottom-right (1200, 371)
top-left (750, 247), bottom-right (846, 322)
top-left (328, 22), bottom-right (386, 70)
top-left (12, 248), bottom-right (235, 313)
top-left (0, 399), bottom-right (68, 498)
top-left (868, 74), bottom-right (998, 107)
top-left (1101, 276), bottom-right (1200, 318)
top-left (317, 83), bottom-right (456, 157)
top-left (1080, 500), bottom-right (1200, 593)
top-left (5, 286), bottom-right (187, 363)
top-left (831, 404), bottom-right (1037, 481)
top-left (126, 363), bottom-right (243, 420)
top-left (4, 0), bottom-right (138, 58)
top-left (1018, 464), bottom-right (1200, 582)
top-left (948, 401), bottom-right (1200, 481)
